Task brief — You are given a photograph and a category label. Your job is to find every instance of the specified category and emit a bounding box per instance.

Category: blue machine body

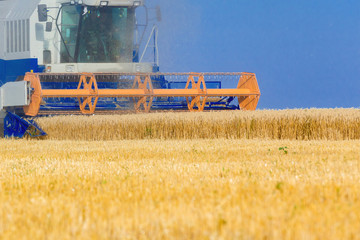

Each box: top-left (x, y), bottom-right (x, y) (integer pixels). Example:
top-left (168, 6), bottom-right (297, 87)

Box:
top-left (0, 58), bottom-right (44, 86)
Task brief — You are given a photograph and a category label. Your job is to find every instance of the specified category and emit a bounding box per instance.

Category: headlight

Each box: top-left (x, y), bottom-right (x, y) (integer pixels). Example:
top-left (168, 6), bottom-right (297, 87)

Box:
top-left (65, 65), bottom-right (75, 72)
top-left (100, 1), bottom-right (109, 6)
top-left (133, 1), bottom-right (141, 6)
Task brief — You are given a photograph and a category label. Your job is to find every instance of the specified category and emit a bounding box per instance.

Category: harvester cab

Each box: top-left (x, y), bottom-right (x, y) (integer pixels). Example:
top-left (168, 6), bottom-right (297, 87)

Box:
top-left (40, 0), bottom-right (153, 73)
top-left (0, 0), bottom-right (261, 138)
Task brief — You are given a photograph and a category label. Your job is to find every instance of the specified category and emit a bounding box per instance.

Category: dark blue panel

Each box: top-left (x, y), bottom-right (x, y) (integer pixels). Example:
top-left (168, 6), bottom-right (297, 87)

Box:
top-left (168, 81), bottom-right (221, 89)
top-left (0, 58), bottom-right (43, 87)
top-left (0, 59), bottom-right (5, 86)
top-left (3, 111), bottom-right (47, 138)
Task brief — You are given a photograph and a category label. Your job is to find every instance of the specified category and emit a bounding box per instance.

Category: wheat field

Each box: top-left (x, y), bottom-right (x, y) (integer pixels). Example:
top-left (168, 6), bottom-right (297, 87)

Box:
top-left (1, 109), bottom-right (360, 239)
top-left (36, 109), bottom-right (360, 141)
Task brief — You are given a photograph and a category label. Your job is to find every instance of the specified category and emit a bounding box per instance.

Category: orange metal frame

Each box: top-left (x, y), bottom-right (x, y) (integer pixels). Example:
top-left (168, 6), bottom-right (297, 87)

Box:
top-left (23, 72), bottom-right (261, 116)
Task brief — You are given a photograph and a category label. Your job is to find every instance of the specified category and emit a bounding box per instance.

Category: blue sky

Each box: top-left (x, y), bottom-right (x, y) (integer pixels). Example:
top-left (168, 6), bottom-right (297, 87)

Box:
top-left (144, 0), bottom-right (360, 109)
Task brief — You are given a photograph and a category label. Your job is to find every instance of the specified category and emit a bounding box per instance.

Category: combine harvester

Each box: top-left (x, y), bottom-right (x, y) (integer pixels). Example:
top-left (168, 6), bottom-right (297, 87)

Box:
top-left (0, 0), bottom-right (261, 138)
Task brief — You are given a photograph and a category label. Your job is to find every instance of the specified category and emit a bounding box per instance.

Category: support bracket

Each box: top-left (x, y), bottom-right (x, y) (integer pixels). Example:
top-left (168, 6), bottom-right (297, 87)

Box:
top-left (185, 73), bottom-right (207, 112)
top-left (77, 73), bottom-right (99, 114)
top-left (132, 75), bottom-right (154, 112)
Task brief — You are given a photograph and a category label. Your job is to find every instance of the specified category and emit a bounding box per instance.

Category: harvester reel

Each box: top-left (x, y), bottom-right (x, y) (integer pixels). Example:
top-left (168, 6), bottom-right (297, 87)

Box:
top-left (21, 72), bottom-right (261, 116)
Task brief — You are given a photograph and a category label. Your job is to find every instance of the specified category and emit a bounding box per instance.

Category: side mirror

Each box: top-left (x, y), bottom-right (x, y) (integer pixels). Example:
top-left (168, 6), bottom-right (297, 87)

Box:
top-left (156, 5), bottom-right (162, 22)
top-left (38, 4), bottom-right (48, 22)
top-left (46, 22), bottom-right (52, 32)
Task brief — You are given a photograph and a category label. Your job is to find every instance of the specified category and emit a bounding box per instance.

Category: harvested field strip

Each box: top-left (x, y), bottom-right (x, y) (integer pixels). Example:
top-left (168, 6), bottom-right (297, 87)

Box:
top-left (36, 108), bottom-right (360, 141)
top-left (1, 139), bottom-right (360, 239)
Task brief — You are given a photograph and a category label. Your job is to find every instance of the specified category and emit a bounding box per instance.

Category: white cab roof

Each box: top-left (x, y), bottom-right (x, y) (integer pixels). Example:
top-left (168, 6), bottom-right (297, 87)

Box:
top-left (56, 0), bottom-right (145, 7)
top-left (0, 0), bottom-right (40, 20)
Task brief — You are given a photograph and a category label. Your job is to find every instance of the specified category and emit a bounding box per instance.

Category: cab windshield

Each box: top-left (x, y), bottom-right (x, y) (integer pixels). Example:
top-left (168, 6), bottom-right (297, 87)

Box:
top-left (60, 5), bottom-right (135, 63)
